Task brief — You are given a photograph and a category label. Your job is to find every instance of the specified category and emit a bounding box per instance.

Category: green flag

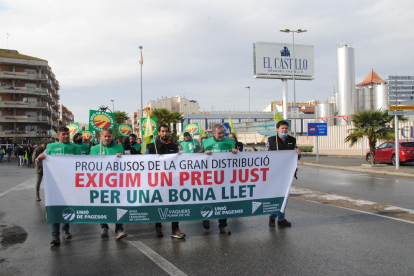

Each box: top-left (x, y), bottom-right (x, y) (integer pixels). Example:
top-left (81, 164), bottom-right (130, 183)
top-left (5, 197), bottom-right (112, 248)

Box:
top-left (66, 122), bottom-right (79, 140)
top-left (141, 113), bottom-right (155, 154)
top-left (118, 124), bottom-right (133, 137)
top-left (273, 102), bottom-right (283, 122)
top-left (184, 123), bottom-right (200, 135)
top-left (89, 110), bottom-right (115, 132)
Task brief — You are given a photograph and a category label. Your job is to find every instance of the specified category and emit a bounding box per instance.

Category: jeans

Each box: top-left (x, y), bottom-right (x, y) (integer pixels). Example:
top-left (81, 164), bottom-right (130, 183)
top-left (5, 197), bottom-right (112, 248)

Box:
top-left (0, 154), bottom-right (3, 162)
top-left (269, 212), bottom-right (286, 221)
top-left (36, 173), bottom-right (43, 197)
top-left (100, 223), bottom-right (123, 232)
top-left (7, 154), bottom-right (11, 162)
top-left (52, 223), bottom-right (70, 236)
top-left (19, 155), bottom-right (24, 166)
top-left (155, 222), bottom-right (179, 230)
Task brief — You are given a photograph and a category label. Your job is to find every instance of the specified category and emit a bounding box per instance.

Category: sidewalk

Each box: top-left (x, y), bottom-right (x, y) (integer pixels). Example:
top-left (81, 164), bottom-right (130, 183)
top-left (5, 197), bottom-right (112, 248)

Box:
top-left (298, 154), bottom-right (414, 178)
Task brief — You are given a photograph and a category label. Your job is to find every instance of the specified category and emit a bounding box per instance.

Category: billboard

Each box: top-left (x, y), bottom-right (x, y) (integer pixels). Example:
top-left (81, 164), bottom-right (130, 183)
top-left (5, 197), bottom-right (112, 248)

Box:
top-left (254, 41), bottom-right (314, 80)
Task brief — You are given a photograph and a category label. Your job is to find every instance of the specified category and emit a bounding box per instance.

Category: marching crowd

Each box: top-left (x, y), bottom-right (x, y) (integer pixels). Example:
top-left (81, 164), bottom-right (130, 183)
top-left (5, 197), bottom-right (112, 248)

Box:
top-left (12, 120), bottom-right (300, 246)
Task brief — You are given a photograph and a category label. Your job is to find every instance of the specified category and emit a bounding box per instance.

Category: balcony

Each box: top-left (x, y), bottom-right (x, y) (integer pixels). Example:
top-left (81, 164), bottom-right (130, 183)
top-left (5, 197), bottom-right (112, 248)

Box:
top-left (0, 71), bottom-right (49, 81)
top-left (0, 115), bottom-right (50, 123)
top-left (0, 86), bottom-right (50, 97)
top-left (0, 130), bottom-right (49, 138)
top-left (0, 101), bottom-right (49, 109)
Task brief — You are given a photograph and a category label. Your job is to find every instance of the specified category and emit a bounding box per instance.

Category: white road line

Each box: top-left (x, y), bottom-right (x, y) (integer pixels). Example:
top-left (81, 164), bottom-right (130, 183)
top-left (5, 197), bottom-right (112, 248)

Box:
top-left (304, 199), bottom-right (414, 225)
top-left (0, 178), bottom-right (35, 198)
top-left (109, 227), bottom-right (187, 276)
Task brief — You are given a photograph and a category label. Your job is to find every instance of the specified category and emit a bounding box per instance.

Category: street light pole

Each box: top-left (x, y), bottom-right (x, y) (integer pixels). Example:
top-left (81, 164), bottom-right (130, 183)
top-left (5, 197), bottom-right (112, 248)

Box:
top-left (279, 28), bottom-right (307, 137)
top-left (245, 86), bottom-right (250, 119)
top-left (139, 46), bottom-right (143, 119)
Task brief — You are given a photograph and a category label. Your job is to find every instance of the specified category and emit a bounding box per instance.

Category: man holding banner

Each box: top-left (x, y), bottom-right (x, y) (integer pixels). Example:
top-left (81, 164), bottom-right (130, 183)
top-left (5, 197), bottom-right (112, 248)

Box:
top-left (146, 124), bottom-right (186, 239)
top-left (90, 128), bottom-right (128, 240)
top-left (202, 123), bottom-right (238, 234)
top-left (266, 120), bottom-right (300, 228)
top-left (129, 134), bottom-right (142, 152)
top-left (37, 126), bottom-right (81, 245)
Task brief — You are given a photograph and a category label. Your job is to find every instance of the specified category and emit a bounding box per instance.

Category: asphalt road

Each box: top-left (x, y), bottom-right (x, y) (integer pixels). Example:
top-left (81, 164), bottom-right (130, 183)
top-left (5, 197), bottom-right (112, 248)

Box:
top-left (1, 162), bottom-right (414, 275)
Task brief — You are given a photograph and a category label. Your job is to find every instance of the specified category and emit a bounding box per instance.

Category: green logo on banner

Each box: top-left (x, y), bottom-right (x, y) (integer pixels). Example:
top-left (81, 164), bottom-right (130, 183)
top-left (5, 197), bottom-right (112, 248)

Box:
top-left (118, 124), bottom-right (133, 137)
top-left (66, 122), bottom-right (79, 138)
top-left (184, 123), bottom-right (200, 135)
top-left (141, 118), bottom-right (157, 136)
top-left (89, 110), bottom-right (115, 132)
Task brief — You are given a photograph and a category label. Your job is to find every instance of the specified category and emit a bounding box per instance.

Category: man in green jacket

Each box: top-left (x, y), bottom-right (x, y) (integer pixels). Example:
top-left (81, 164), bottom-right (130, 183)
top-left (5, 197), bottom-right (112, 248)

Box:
top-left (90, 128), bottom-right (127, 240)
top-left (129, 134), bottom-right (142, 152)
top-left (73, 132), bottom-right (90, 155)
top-left (179, 132), bottom-right (200, 153)
top-left (202, 123), bottom-right (238, 235)
top-left (37, 126), bottom-right (81, 246)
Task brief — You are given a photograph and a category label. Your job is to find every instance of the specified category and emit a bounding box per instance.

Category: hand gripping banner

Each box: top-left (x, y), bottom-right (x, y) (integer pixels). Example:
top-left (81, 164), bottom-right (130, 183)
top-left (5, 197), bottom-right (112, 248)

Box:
top-left (44, 151), bottom-right (297, 224)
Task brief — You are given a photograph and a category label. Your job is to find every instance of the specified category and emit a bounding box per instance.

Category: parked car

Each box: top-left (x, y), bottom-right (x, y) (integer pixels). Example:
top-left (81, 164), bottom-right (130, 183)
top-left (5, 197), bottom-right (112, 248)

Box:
top-left (366, 141), bottom-right (414, 165)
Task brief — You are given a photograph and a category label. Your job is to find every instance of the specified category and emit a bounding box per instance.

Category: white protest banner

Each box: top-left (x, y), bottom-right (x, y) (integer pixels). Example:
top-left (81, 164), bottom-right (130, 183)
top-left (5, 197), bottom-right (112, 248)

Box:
top-left (44, 151), bottom-right (297, 224)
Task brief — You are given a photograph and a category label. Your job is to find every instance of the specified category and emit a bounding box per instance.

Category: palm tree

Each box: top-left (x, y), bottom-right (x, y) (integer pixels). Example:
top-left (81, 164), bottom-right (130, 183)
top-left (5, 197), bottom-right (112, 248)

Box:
top-left (150, 108), bottom-right (185, 142)
top-left (170, 112), bottom-right (185, 136)
top-left (344, 110), bottom-right (407, 165)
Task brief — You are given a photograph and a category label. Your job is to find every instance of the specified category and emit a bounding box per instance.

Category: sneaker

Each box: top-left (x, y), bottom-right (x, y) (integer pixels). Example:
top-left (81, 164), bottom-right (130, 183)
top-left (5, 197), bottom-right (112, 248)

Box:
top-left (202, 220), bottom-right (210, 229)
top-left (219, 227), bottom-right (231, 235)
top-left (277, 219), bottom-right (292, 227)
top-left (115, 230), bottom-right (128, 240)
top-left (101, 227), bottom-right (109, 238)
top-left (62, 229), bottom-right (72, 239)
top-left (35, 196), bottom-right (41, 201)
top-left (171, 229), bottom-right (186, 239)
top-left (155, 226), bottom-right (164, 238)
top-left (269, 218), bottom-right (276, 228)
top-left (50, 236), bottom-right (60, 245)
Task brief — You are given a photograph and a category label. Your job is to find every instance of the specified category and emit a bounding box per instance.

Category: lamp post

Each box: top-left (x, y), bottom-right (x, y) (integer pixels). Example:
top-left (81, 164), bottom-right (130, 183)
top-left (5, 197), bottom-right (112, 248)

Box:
top-left (139, 46), bottom-right (143, 119)
top-left (245, 86), bottom-right (250, 119)
top-left (279, 28), bottom-right (307, 137)
top-left (111, 100), bottom-right (114, 113)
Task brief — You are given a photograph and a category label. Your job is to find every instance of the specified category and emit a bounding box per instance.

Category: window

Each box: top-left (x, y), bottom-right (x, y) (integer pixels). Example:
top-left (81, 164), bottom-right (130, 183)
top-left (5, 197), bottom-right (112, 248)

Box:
top-left (377, 143), bottom-right (388, 150)
top-left (25, 70), bottom-right (36, 74)
top-left (25, 83), bottom-right (36, 88)
top-left (23, 97), bottom-right (36, 103)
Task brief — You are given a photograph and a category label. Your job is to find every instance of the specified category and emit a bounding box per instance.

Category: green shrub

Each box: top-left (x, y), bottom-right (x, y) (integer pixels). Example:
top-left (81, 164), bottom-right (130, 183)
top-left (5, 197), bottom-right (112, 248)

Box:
top-left (298, 146), bottom-right (313, 152)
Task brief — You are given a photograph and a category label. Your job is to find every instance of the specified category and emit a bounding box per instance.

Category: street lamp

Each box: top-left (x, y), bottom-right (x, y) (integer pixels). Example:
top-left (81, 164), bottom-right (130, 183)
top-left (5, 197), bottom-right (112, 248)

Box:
top-left (111, 99), bottom-right (114, 112)
top-left (279, 28), bottom-right (307, 137)
top-left (139, 46), bottom-right (143, 119)
top-left (245, 86), bottom-right (250, 119)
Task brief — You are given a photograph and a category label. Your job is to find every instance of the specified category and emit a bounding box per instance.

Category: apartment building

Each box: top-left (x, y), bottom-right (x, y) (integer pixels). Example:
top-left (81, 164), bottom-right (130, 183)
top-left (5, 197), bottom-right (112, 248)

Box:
top-left (59, 104), bottom-right (74, 126)
top-left (0, 49), bottom-right (67, 143)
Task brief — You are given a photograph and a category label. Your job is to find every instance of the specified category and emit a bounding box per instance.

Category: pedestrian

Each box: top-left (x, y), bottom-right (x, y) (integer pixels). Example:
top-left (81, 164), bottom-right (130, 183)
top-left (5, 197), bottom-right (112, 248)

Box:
top-left (72, 132), bottom-right (90, 155)
top-left (122, 137), bottom-right (139, 155)
top-left (90, 128), bottom-right (128, 241)
top-left (18, 145), bottom-right (25, 166)
top-left (37, 126), bottom-right (81, 246)
top-left (0, 146), bottom-right (4, 162)
top-left (33, 139), bottom-right (49, 201)
top-left (129, 134), bottom-right (142, 152)
top-left (201, 123), bottom-right (238, 235)
top-left (179, 132), bottom-right (200, 153)
top-left (266, 120), bottom-right (301, 228)
top-left (146, 125), bottom-right (186, 239)
top-left (6, 146), bottom-right (12, 162)
top-left (137, 137), bottom-right (142, 144)
top-left (25, 143), bottom-right (33, 167)
top-left (228, 133), bottom-right (244, 152)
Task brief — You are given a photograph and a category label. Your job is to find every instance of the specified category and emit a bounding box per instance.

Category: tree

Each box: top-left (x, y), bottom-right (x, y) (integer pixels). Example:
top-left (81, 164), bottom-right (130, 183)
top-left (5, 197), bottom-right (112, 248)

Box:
top-left (344, 110), bottom-right (407, 165)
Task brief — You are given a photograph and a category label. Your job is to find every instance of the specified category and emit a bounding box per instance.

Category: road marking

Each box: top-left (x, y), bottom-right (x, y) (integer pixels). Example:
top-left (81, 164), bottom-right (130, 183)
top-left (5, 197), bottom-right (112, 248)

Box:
top-left (0, 178), bottom-right (35, 198)
top-left (109, 227), bottom-right (187, 276)
top-left (306, 200), bottom-right (414, 225)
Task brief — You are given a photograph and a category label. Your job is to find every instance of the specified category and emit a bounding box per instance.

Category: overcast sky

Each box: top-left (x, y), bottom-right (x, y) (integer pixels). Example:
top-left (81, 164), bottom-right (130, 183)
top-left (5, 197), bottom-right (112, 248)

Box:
top-left (1, 0), bottom-right (413, 123)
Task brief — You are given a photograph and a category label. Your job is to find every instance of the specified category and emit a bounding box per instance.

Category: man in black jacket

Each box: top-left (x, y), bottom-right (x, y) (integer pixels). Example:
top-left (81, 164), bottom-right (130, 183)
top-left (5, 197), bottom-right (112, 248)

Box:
top-left (33, 139), bottom-right (49, 201)
top-left (266, 120), bottom-right (300, 228)
top-left (146, 125), bottom-right (186, 239)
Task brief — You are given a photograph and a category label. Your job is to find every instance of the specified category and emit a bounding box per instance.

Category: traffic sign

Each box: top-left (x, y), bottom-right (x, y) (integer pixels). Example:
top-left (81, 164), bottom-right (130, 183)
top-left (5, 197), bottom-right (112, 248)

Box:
top-left (388, 110), bottom-right (414, 115)
top-left (388, 80), bottom-right (414, 85)
top-left (389, 106), bottom-right (414, 110)
top-left (389, 86), bottom-right (414, 90)
top-left (307, 123), bottom-right (327, 136)
top-left (388, 75), bottom-right (414, 80)
top-left (389, 96), bottom-right (414, 100)
top-left (389, 100), bottom-right (414, 105)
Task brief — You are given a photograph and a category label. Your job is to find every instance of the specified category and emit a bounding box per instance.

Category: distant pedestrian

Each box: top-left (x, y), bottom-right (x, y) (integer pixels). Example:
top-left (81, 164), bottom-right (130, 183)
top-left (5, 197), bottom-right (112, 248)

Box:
top-left (6, 146), bottom-right (12, 162)
top-left (0, 146), bottom-right (4, 162)
top-left (122, 136), bottom-right (139, 155)
top-left (228, 133), bottom-right (243, 152)
top-left (25, 144), bottom-right (33, 167)
top-left (33, 139), bottom-right (49, 201)
top-left (18, 145), bottom-right (25, 166)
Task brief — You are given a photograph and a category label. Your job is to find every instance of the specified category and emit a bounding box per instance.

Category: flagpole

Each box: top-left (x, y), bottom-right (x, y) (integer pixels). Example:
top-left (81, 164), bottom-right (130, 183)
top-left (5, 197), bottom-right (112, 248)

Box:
top-left (139, 46), bottom-right (143, 121)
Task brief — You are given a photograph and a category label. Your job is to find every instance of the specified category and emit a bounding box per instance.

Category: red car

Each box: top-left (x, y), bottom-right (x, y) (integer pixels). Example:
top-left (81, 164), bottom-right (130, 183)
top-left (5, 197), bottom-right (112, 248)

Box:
top-left (366, 141), bottom-right (414, 165)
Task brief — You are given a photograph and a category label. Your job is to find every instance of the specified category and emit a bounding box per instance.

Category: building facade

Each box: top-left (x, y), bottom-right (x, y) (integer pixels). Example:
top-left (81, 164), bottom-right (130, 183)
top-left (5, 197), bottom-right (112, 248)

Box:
top-left (0, 49), bottom-right (71, 144)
